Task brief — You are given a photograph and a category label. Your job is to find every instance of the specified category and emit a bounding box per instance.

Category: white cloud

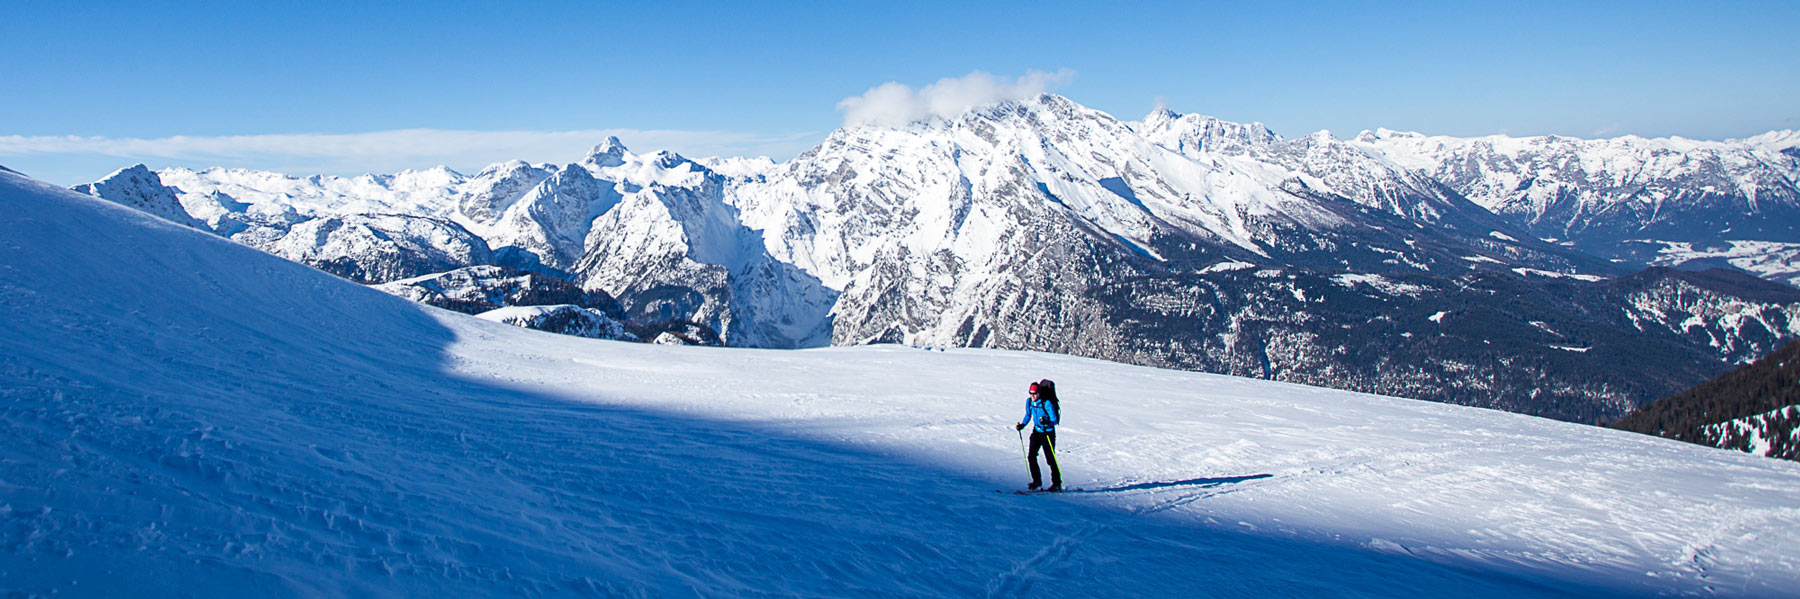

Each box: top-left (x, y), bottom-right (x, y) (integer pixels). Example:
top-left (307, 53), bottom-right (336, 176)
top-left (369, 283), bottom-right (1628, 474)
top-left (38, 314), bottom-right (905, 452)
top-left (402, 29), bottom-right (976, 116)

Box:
top-left (0, 128), bottom-right (823, 183)
top-left (837, 69), bottom-right (1074, 128)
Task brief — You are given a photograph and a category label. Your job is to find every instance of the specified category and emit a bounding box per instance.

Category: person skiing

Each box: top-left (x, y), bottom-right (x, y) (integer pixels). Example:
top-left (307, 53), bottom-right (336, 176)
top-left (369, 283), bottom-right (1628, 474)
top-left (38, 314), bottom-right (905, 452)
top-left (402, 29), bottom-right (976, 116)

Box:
top-left (1014, 379), bottom-right (1062, 492)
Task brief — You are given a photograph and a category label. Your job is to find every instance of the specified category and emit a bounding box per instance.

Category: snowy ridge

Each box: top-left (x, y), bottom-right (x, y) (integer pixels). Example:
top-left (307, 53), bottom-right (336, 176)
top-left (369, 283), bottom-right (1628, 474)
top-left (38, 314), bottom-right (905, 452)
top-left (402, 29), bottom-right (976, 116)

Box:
top-left (268, 213), bottom-right (494, 283)
top-left (374, 264), bottom-right (621, 316)
top-left (148, 138), bottom-right (836, 346)
top-left (475, 304), bottom-right (634, 341)
top-left (132, 166), bottom-right (500, 283)
top-left (1136, 111), bottom-right (1477, 228)
top-left (71, 95), bottom-right (1800, 421)
top-left (481, 162), bottom-right (618, 270)
top-left (573, 152), bottom-right (840, 348)
top-left (1350, 128), bottom-right (1800, 269)
top-left (72, 164), bottom-right (205, 229)
top-left (1617, 270), bottom-right (1800, 362)
top-left (105, 94), bottom-right (1795, 350)
top-left (5, 163), bottom-right (1800, 596)
top-left (1136, 107), bottom-right (1281, 156)
top-left (159, 164), bottom-right (474, 222)
top-left (724, 94), bottom-right (1592, 350)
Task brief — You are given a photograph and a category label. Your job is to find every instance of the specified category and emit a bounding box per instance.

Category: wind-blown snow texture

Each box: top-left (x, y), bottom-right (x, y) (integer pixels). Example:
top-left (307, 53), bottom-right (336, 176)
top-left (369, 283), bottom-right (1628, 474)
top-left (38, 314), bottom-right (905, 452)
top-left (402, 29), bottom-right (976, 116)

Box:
top-left (5, 167), bottom-right (1800, 596)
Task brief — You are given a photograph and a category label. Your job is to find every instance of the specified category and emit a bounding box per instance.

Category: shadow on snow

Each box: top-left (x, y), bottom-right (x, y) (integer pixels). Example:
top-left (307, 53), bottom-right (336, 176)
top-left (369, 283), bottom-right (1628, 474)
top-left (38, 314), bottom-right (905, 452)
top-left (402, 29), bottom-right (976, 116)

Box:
top-left (0, 181), bottom-right (1634, 598)
top-left (1070, 474), bottom-right (1277, 494)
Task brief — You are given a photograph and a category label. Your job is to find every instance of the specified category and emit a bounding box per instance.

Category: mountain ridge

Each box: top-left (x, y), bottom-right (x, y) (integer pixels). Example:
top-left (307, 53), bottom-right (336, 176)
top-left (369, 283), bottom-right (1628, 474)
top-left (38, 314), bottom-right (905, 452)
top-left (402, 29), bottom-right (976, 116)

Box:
top-left (71, 93), bottom-right (1800, 422)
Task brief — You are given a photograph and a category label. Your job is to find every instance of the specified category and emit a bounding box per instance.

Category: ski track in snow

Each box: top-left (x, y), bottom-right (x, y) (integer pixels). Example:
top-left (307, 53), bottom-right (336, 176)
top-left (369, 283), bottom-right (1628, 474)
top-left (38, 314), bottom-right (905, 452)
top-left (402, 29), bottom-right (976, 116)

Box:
top-left (4, 170), bottom-right (1800, 596)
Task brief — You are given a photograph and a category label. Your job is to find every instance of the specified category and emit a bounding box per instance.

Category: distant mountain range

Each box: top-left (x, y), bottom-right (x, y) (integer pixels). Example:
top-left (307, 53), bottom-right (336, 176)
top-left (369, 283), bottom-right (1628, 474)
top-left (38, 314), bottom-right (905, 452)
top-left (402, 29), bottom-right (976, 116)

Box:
top-left (63, 93), bottom-right (1800, 422)
top-left (1358, 128), bottom-right (1800, 285)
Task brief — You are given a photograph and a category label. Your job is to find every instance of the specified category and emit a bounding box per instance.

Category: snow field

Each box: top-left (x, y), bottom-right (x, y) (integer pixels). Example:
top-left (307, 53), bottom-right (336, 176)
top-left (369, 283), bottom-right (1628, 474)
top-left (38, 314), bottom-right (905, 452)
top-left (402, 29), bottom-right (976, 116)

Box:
top-left (3, 168), bottom-right (1798, 597)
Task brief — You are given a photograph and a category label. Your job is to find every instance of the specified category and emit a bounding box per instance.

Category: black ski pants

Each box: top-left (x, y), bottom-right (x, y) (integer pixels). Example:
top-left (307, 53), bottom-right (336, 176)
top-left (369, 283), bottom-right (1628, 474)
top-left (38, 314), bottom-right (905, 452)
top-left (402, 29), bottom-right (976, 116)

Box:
top-left (1028, 430), bottom-right (1061, 488)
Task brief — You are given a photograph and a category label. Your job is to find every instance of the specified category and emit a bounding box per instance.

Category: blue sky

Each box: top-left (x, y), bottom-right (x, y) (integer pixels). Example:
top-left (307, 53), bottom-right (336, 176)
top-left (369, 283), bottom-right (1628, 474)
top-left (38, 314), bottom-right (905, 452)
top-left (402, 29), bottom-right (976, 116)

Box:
top-left (3, 0), bottom-right (1796, 184)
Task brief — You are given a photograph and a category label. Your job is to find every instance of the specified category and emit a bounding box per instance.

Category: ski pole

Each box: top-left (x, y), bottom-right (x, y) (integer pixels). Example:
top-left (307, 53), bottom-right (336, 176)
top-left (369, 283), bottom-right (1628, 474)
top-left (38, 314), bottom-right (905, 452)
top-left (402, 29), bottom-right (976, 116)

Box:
top-left (1017, 428), bottom-right (1028, 465)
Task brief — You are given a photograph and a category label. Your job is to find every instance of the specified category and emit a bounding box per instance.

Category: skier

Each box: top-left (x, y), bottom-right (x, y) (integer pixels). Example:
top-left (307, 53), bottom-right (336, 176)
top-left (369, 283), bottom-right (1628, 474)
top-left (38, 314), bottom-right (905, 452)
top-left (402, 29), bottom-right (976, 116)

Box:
top-left (1014, 379), bottom-right (1062, 492)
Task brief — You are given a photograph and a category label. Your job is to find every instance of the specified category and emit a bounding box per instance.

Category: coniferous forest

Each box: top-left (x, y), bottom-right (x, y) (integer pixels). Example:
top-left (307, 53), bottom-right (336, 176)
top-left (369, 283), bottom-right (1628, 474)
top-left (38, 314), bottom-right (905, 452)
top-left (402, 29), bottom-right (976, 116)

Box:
top-left (1614, 339), bottom-right (1800, 461)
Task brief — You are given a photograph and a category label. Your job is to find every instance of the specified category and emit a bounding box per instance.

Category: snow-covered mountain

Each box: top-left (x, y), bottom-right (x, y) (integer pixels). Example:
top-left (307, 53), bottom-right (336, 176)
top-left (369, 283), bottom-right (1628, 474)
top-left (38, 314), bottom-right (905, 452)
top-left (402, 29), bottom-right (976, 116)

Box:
top-left (6, 163), bottom-right (1800, 597)
top-left (102, 165), bottom-right (494, 283)
top-left (72, 96), bottom-right (1800, 423)
top-left (1138, 108), bottom-right (1519, 238)
top-left (571, 150), bottom-right (839, 348)
top-left (724, 95), bottom-right (1604, 351)
top-left (714, 95), bottom-right (1792, 421)
top-left (72, 164), bottom-right (205, 229)
top-left (1354, 128), bottom-right (1800, 283)
top-left (146, 138), bottom-right (836, 347)
top-left (475, 304), bottom-right (635, 341)
top-left (375, 264), bottom-right (622, 316)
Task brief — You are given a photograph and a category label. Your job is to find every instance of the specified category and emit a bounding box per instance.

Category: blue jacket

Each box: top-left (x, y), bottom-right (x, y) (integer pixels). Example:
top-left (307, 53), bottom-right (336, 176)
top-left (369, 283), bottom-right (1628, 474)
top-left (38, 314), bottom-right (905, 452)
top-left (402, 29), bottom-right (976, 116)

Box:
top-left (1020, 398), bottom-right (1059, 433)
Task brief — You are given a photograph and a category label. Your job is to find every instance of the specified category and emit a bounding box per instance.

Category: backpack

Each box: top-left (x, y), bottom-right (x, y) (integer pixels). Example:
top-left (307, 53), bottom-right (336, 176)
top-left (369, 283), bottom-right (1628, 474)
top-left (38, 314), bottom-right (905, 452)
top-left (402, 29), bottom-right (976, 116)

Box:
top-left (1038, 379), bottom-right (1059, 419)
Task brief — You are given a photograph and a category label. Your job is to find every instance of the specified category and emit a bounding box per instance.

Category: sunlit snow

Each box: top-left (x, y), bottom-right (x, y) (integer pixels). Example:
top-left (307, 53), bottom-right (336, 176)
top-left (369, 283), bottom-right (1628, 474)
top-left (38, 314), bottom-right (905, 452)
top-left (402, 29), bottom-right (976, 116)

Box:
top-left (3, 168), bottom-right (1798, 596)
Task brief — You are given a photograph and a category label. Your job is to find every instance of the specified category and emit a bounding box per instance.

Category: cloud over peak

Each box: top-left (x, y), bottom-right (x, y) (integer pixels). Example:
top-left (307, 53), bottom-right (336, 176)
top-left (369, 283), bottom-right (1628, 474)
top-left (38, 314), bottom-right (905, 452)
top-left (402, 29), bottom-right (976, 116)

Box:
top-left (837, 69), bottom-right (1074, 129)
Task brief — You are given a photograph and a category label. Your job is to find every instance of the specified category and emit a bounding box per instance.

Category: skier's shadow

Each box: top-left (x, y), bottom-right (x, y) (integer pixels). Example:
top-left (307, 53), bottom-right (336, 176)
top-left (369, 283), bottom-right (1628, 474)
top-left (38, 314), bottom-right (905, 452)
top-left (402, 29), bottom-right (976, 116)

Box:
top-left (1074, 473), bottom-right (1274, 493)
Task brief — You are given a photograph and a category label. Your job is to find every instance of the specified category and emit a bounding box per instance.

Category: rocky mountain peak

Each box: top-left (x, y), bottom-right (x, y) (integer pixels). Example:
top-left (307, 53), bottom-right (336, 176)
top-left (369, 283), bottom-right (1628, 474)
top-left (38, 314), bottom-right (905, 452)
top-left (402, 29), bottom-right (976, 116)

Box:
top-left (1143, 104), bottom-right (1180, 124)
top-left (586, 136), bottom-right (630, 167)
top-left (1136, 108), bottom-right (1280, 156)
top-left (71, 164), bottom-right (204, 229)
top-left (653, 150), bottom-right (691, 170)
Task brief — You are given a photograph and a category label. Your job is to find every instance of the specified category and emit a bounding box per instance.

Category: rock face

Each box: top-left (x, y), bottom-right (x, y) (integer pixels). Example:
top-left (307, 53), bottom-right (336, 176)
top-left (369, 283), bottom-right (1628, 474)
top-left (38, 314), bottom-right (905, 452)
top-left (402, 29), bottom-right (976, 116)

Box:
top-left (74, 96), bottom-right (1800, 422)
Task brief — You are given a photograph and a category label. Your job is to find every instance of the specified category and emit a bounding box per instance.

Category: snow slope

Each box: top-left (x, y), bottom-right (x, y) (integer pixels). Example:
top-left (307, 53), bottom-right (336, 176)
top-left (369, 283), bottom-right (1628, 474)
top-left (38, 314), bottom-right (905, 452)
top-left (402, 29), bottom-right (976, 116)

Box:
top-left (4, 167), bottom-right (1799, 596)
